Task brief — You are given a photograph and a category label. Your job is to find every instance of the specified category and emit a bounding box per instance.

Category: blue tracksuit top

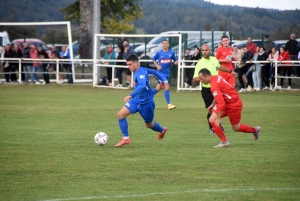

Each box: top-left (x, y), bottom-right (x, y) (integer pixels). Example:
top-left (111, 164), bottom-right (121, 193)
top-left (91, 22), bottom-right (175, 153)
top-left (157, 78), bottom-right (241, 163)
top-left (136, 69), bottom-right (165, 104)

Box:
top-left (152, 49), bottom-right (178, 76)
top-left (130, 67), bottom-right (164, 104)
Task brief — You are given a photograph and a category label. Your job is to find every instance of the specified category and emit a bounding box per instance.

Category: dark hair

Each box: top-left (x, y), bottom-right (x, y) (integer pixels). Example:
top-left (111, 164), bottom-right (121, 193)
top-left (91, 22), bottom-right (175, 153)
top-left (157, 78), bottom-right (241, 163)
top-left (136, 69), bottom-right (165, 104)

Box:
top-left (242, 46), bottom-right (248, 49)
top-left (233, 45), bottom-right (237, 47)
top-left (221, 35), bottom-right (229, 40)
top-left (259, 46), bottom-right (265, 51)
top-left (195, 47), bottom-right (200, 52)
top-left (162, 39), bottom-right (168, 43)
top-left (198, 68), bottom-right (211, 76)
top-left (279, 46), bottom-right (286, 51)
top-left (185, 48), bottom-right (190, 51)
top-left (126, 54), bottom-right (139, 62)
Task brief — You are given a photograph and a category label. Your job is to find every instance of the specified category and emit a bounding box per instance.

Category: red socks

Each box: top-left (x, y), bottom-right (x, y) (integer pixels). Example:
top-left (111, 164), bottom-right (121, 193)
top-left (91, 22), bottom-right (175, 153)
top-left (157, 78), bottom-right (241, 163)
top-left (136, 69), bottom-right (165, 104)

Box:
top-left (237, 124), bottom-right (256, 133)
top-left (210, 122), bottom-right (227, 142)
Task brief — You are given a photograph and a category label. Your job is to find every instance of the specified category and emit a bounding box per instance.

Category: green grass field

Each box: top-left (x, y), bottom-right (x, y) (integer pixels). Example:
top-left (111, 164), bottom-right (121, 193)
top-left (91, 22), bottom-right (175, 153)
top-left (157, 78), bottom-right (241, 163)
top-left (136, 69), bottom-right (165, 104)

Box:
top-left (0, 84), bottom-right (300, 201)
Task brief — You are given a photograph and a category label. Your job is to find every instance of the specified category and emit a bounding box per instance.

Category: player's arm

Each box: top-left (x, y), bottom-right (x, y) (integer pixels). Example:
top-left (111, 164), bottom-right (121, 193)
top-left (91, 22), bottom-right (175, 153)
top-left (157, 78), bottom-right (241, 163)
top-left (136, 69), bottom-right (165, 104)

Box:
top-left (129, 74), bottom-right (146, 98)
top-left (219, 65), bottom-right (237, 76)
top-left (172, 52), bottom-right (178, 65)
top-left (144, 68), bottom-right (165, 83)
top-left (152, 53), bottom-right (162, 70)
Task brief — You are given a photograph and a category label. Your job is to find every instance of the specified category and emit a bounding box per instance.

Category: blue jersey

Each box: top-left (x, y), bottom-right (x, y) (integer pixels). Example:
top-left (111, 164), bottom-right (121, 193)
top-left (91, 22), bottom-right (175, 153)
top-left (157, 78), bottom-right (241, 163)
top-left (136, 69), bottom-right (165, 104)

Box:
top-left (152, 49), bottom-right (178, 76)
top-left (129, 67), bottom-right (164, 104)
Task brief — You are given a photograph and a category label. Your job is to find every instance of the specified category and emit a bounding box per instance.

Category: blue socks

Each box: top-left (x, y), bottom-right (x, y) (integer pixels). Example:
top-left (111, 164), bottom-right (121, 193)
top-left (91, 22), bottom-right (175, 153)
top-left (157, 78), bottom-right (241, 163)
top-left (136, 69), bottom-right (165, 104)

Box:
top-left (164, 90), bottom-right (171, 104)
top-left (118, 118), bottom-right (129, 138)
top-left (152, 88), bottom-right (158, 95)
top-left (151, 122), bottom-right (164, 133)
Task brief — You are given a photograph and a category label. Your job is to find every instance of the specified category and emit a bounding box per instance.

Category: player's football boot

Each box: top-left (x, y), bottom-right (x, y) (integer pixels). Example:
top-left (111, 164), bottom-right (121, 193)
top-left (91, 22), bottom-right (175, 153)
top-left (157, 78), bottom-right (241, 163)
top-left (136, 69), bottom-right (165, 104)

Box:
top-left (158, 127), bottom-right (168, 140)
top-left (168, 104), bottom-right (176, 110)
top-left (253, 126), bottom-right (261, 140)
top-left (214, 140), bottom-right (230, 148)
top-left (115, 138), bottom-right (131, 147)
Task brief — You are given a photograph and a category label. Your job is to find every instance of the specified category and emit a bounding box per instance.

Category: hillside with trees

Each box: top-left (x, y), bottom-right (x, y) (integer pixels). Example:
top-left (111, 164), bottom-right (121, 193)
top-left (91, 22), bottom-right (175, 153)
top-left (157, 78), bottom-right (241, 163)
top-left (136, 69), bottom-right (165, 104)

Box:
top-left (0, 0), bottom-right (299, 43)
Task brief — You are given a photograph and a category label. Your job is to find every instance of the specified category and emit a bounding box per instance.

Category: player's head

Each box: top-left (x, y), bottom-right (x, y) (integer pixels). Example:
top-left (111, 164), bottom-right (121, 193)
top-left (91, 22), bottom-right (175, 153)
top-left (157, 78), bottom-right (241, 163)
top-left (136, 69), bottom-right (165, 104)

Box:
top-left (201, 44), bottom-right (211, 59)
top-left (162, 40), bottom-right (169, 51)
top-left (221, 35), bottom-right (230, 47)
top-left (198, 68), bottom-right (211, 84)
top-left (126, 54), bottom-right (140, 72)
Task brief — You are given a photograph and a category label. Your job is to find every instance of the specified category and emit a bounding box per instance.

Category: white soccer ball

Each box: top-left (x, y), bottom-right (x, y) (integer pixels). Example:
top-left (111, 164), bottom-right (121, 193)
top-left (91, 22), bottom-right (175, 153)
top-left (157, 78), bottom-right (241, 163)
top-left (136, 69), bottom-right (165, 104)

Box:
top-left (94, 132), bottom-right (108, 146)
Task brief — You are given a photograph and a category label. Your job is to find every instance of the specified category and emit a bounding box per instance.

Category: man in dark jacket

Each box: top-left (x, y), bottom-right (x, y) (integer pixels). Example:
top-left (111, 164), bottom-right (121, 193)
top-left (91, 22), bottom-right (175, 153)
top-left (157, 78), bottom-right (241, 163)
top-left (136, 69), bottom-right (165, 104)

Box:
top-left (285, 33), bottom-right (299, 77)
top-left (37, 45), bottom-right (50, 84)
top-left (11, 44), bottom-right (23, 83)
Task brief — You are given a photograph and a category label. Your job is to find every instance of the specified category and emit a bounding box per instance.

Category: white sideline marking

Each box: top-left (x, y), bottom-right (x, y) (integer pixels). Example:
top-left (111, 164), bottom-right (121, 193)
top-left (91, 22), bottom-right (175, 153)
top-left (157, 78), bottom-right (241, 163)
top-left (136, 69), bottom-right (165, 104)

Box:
top-left (39, 188), bottom-right (300, 201)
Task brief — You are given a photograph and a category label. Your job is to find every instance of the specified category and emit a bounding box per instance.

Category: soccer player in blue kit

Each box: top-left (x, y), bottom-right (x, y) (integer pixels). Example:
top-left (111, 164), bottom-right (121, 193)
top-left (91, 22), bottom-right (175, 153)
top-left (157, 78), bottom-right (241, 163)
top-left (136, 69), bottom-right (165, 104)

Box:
top-left (115, 54), bottom-right (168, 147)
top-left (152, 40), bottom-right (178, 110)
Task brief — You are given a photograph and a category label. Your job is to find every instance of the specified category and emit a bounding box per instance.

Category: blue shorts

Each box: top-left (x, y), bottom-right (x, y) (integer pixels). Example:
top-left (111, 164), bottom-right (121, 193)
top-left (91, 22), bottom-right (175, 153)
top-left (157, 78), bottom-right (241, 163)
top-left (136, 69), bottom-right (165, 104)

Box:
top-left (124, 98), bottom-right (155, 123)
top-left (157, 72), bottom-right (169, 84)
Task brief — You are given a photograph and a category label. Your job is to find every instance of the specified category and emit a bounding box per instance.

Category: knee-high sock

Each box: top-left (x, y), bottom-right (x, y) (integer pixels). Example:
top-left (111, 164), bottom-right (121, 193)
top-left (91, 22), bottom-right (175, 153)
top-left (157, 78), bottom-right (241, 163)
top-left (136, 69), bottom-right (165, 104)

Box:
top-left (210, 122), bottom-right (227, 142)
top-left (118, 118), bottom-right (129, 138)
top-left (237, 124), bottom-right (256, 133)
top-left (151, 122), bottom-right (163, 133)
top-left (164, 90), bottom-right (171, 104)
top-left (207, 113), bottom-right (212, 129)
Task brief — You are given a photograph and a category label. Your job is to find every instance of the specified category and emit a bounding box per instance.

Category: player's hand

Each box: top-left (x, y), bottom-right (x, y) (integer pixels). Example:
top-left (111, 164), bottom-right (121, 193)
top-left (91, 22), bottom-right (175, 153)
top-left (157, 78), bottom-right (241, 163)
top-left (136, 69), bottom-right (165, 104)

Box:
top-left (124, 96), bottom-right (132, 103)
top-left (207, 104), bottom-right (214, 113)
top-left (231, 71), bottom-right (237, 77)
top-left (157, 65), bottom-right (162, 70)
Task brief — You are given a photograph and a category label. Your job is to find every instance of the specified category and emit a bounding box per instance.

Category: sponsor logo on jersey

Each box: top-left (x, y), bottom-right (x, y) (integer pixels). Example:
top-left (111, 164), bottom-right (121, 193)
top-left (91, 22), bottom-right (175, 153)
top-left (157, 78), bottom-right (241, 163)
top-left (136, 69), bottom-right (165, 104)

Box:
top-left (125, 102), bottom-right (130, 107)
top-left (160, 59), bottom-right (171, 64)
top-left (139, 75), bottom-right (145, 79)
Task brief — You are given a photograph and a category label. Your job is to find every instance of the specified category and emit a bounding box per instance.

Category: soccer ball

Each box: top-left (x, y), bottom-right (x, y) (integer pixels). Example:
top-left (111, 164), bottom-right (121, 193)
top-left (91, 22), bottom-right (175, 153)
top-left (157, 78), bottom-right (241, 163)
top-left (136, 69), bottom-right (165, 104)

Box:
top-left (94, 132), bottom-right (108, 146)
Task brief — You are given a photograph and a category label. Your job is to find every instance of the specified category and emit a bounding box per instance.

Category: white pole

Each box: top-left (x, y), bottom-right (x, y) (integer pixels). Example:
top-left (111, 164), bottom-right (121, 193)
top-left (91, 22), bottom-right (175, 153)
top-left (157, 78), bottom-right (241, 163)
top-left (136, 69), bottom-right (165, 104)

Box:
top-left (177, 34), bottom-right (182, 91)
top-left (66, 21), bottom-right (74, 82)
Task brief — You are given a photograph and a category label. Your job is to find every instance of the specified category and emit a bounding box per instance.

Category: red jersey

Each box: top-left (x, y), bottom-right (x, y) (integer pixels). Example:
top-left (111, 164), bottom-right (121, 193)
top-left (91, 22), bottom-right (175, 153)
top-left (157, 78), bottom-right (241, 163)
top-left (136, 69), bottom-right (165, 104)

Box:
top-left (215, 46), bottom-right (235, 74)
top-left (210, 75), bottom-right (240, 114)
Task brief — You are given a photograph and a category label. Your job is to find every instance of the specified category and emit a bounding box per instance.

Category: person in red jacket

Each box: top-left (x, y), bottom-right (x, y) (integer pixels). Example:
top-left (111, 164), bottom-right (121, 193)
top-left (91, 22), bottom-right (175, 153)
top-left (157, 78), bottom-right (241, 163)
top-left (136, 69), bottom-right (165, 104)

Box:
top-left (277, 46), bottom-right (292, 90)
top-left (215, 35), bottom-right (236, 86)
top-left (246, 37), bottom-right (257, 54)
top-left (198, 68), bottom-right (261, 148)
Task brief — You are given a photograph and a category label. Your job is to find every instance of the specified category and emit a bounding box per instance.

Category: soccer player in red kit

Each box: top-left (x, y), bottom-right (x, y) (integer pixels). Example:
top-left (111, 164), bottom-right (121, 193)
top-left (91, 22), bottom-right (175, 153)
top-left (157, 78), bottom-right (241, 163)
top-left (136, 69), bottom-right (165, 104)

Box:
top-left (198, 68), bottom-right (261, 148)
top-left (215, 35), bottom-right (236, 87)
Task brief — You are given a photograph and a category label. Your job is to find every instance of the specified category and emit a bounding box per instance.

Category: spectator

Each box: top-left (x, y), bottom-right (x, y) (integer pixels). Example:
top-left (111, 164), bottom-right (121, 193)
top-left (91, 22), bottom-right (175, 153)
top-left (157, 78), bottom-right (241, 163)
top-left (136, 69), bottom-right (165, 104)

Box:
top-left (122, 41), bottom-right (134, 87)
top-left (100, 45), bottom-right (116, 86)
top-left (246, 37), bottom-right (257, 54)
top-left (117, 35), bottom-right (128, 48)
top-left (3, 44), bottom-right (13, 83)
top-left (50, 46), bottom-right (63, 84)
top-left (37, 45), bottom-right (50, 84)
top-left (78, 24), bottom-right (90, 64)
top-left (277, 46), bottom-right (292, 90)
top-left (22, 42), bottom-right (32, 83)
top-left (59, 46), bottom-right (73, 84)
top-left (263, 35), bottom-right (274, 54)
top-left (232, 45), bottom-right (243, 70)
top-left (11, 44), bottom-right (23, 83)
top-left (115, 46), bottom-right (125, 87)
top-left (285, 33), bottom-right (299, 77)
top-left (30, 45), bottom-right (43, 84)
top-left (252, 47), bottom-right (261, 91)
top-left (183, 48), bottom-right (193, 88)
top-left (239, 46), bottom-right (254, 92)
top-left (268, 47), bottom-right (279, 89)
top-left (257, 46), bottom-right (269, 90)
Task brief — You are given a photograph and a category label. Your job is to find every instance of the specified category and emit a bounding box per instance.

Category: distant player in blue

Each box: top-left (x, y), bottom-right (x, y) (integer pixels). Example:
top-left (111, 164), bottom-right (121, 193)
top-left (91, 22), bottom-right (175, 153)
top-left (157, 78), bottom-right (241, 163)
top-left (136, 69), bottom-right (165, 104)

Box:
top-left (152, 40), bottom-right (178, 110)
top-left (115, 54), bottom-right (168, 147)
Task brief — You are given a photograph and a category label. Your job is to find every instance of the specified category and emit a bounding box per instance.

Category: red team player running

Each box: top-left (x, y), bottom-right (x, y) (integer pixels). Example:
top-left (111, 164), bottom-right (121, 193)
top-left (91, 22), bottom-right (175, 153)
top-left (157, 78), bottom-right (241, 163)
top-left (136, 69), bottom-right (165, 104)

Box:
top-left (215, 35), bottom-right (236, 86)
top-left (198, 68), bottom-right (261, 148)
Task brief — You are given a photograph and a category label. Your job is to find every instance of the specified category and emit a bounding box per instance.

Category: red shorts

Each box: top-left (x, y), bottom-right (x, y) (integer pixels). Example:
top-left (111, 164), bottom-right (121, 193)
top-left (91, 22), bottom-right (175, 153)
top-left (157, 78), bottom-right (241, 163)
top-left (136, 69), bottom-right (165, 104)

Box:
top-left (213, 99), bottom-right (242, 125)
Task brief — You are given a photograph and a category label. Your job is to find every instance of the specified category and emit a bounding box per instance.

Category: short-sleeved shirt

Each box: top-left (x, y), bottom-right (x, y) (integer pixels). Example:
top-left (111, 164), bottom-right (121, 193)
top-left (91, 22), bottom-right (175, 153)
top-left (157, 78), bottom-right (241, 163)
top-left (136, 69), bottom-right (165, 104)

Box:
top-left (152, 49), bottom-right (178, 76)
top-left (215, 46), bottom-right (234, 77)
top-left (193, 56), bottom-right (220, 88)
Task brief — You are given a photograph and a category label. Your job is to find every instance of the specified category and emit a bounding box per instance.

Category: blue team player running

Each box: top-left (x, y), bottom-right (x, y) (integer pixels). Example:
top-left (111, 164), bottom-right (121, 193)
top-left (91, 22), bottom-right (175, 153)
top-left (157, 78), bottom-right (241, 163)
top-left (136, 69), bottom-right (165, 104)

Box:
top-left (115, 54), bottom-right (168, 147)
top-left (152, 39), bottom-right (178, 110)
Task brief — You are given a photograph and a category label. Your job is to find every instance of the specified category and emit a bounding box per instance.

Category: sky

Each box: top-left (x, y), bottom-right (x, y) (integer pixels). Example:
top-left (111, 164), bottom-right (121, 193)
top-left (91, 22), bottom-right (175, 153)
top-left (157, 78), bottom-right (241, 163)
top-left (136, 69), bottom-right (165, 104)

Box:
top-left (205, 0), bottom-right (299, 10)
